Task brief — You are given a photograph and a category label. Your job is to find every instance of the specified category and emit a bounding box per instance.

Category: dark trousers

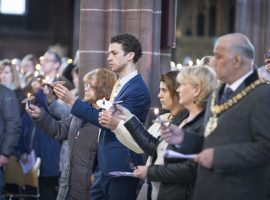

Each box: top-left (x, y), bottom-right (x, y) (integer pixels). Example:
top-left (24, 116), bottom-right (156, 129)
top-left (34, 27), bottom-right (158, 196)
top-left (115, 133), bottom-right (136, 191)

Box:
top-left (90, 166), bottom-right (139, 200)
top-left (39, 176), bottom-right (59, 200)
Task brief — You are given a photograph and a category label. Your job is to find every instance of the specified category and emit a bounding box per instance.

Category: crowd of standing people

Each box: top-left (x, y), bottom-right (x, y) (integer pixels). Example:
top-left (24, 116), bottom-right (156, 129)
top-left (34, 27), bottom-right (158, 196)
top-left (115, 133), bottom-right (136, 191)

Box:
top-left (1, 32), bottom-right (270, 200)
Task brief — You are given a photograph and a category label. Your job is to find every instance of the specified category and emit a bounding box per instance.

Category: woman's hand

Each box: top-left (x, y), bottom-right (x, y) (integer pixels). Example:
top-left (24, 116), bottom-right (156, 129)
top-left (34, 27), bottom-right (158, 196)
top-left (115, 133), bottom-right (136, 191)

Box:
top-left (133, 165), bottom-right (148, 179)
top-left (160, 124), bottom-right (184, 145)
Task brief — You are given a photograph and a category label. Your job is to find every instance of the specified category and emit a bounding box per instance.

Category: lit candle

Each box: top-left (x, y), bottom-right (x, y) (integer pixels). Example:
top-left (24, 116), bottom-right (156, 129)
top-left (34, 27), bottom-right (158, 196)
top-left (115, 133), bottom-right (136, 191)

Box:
top-left (67, 58), bottom-right (73, 64)
top-left (35, 64), bottom-right (41, 71)
top-left (176, 63), bottom-right (183, 70)
top-left (154, 108), bottom-right (163, 125)
top-left (102, 97), bottom-right (106, 105)
top-left (27, 93), bottom-right (32, 108)
top-left (188, 60), bottom-right (193, 67)
top-left (56, 73), bottom-right (60, 81)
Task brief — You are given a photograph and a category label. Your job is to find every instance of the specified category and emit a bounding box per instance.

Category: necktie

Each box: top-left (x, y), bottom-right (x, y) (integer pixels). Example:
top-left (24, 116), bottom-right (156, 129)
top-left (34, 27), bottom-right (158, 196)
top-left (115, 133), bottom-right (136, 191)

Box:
top-left (109, 80), bottom-right (121, 102)
top-left (220, 87), bottom-right (233, 104)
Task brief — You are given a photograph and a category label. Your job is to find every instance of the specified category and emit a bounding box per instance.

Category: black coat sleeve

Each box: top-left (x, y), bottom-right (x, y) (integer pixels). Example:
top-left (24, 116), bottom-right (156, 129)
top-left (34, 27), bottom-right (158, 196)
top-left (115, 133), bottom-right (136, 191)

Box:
top-left (124, 116), bottom-right (159, 157)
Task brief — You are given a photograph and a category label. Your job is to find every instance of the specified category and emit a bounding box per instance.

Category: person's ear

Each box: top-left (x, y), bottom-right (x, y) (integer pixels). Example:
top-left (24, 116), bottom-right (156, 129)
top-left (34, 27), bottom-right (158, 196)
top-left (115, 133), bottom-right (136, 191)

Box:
top-left (233, 54), bottom-right (242, 67)
top-left (193, 85), bottom-right (201, 98)
top-left (127, 52), bottom-right (135, 62)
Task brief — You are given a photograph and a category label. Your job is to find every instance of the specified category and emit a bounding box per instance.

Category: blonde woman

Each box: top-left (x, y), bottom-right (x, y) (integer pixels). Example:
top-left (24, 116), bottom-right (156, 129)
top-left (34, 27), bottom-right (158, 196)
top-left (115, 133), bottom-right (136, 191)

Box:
top-left (111, 65), bottom-right (217, 200)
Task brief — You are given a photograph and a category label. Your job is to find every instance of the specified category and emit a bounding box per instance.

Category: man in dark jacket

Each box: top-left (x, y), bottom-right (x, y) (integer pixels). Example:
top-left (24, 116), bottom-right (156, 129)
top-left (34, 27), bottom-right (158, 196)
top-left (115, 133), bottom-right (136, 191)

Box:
top-left (163, 33), bottom-right (270, 200)
top-left (53, 33), bottom-right (151, 200)
top-left (0, 84), bottom-right (21, 195)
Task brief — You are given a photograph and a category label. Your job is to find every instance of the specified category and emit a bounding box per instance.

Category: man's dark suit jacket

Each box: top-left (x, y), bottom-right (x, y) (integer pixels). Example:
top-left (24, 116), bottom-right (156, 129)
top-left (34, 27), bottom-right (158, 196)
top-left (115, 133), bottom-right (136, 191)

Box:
top-left (193, 71), bottom-right (270, 200)
top-left (71, 74), bottom-right (151, 174)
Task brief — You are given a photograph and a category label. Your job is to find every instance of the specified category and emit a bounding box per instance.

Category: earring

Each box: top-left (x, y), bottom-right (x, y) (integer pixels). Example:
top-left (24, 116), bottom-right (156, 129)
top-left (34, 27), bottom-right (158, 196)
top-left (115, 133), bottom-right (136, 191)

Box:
top-left (193, 100), bottom-right (197, 104)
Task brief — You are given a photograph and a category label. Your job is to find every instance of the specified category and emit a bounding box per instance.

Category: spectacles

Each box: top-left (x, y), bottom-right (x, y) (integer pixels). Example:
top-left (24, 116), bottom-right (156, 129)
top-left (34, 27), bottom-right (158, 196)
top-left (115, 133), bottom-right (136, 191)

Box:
top-left (84, 83), bottom-right (96, 89)
top-left (41, 58), bottom-right (56, 63)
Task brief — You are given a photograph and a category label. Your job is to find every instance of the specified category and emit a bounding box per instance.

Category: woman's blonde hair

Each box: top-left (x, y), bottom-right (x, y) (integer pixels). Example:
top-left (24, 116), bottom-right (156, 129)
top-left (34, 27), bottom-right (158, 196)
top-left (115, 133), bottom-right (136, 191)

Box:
top-left (177, 65), bottom-right (218, 107)
top-left (83, 68), bottom-right (117, 100)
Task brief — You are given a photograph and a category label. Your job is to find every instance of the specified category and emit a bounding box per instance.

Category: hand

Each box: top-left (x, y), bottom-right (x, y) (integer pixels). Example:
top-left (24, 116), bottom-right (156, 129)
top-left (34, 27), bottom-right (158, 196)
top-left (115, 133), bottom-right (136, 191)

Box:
top-left (53, 83), bottom-right (76, 105)
top-left (265, 64), bottom-right (270, 73)
top-left (133, 165), bottom-right (148, 179)
top-left (43, 85), bottom-right (56, 104)
top-left (194, 148), bottom-right (214, 169)
top-left (31, 80), bottom-right (43, 93)
top-left (98, 110), bottom-right (120, 130)
top-left (111, 104), bottom-right (133, 121)
top-left (0, 155), bottom-right (9, 167)
top-left (25, 104), bottom-right (42, 119)
top-left (160, 124), bottom-right (184, 145)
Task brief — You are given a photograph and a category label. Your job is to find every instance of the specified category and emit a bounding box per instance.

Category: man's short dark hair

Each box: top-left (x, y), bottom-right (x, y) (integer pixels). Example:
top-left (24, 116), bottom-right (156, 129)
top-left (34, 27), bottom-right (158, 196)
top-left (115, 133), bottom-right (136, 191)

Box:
top-left (110, 33), bottom-right (143, 63)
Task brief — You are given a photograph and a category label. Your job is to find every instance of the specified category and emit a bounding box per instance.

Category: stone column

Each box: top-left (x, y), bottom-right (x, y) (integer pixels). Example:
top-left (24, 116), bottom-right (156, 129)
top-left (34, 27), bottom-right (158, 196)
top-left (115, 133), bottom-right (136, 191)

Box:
top-left (78, 0), bottom-right (176, 108)
top-left (235, 0), bottom-right (270, 66)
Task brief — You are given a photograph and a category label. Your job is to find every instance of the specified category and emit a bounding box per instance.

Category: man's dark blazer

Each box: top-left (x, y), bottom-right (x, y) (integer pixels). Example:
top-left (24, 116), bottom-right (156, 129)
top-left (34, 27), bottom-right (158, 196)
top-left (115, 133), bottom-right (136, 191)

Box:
top-left (193, 71), bottom-right (270, 200)
top-left (70, 74), bottom-right (151, 174)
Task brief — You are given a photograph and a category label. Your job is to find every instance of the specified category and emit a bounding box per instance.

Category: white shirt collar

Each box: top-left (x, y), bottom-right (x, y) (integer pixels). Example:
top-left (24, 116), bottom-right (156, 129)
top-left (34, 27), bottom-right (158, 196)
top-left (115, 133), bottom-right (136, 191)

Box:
top-left (118, 70), bottom-right (138, 88)
top-left (226, 70), bottom-right (253, 91)
top-left (115, 70), bottom-right (138, 95)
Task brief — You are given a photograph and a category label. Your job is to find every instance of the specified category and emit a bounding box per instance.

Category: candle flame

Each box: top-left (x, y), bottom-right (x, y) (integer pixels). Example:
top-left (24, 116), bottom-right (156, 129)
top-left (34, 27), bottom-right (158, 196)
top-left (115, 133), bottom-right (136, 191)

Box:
top-left (67, 58), bottom-right (73, 64)
top-left (154, 108), bottom-right (159, 115)
top-left (27, 93), bottom-right (31, 98)
top-left (35, 64), bottom-right (41, 70)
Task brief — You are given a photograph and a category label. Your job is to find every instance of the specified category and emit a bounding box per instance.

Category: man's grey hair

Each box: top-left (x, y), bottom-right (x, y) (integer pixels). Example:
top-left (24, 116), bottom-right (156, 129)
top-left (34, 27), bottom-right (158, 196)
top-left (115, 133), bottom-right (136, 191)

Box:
top-left (231, 36), bottom-right (255, 60)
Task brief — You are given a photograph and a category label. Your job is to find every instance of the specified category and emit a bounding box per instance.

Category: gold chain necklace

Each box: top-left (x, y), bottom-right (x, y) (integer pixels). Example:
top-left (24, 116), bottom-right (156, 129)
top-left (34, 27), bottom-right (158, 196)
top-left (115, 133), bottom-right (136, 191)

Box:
top-left (204, 79), bottom-right (266, 137)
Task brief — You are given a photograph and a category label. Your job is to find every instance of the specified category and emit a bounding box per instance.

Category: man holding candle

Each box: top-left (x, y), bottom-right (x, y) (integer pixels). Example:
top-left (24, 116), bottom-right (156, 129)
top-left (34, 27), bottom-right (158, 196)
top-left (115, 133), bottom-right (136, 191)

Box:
top-left (40, 51), bottom-right (62, 83)
top-left (162, 33), bottom-right (270, 200)
top-left (53, 33), bottom-right (151, 200)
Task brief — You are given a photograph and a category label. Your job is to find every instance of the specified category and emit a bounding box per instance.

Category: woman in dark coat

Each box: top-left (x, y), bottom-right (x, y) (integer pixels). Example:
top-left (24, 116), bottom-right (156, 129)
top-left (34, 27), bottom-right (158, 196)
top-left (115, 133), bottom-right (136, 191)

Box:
top-left (26, 68), bottom-right (117, 200)
top-left (113, 66), bottom-right (217, 200)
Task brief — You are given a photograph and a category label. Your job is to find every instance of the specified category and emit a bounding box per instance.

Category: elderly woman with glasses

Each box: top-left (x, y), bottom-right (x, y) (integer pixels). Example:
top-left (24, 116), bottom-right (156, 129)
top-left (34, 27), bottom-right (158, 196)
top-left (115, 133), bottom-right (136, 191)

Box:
top-left (26, 68), bottom-right (116, 200)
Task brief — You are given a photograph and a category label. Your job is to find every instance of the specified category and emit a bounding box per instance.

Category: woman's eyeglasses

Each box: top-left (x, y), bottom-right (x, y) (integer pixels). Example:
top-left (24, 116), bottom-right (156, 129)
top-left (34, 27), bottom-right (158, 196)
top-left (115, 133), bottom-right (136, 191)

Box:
top-left (84, 83), bottom-right (96, 89)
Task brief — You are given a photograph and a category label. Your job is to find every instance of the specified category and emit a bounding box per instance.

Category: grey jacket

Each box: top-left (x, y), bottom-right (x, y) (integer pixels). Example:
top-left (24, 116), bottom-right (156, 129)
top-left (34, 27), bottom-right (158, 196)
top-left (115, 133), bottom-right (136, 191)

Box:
top-left (193, 71), bottom-right (270, 200)
top-left (35, 109), bottom-right (99, 200)
top-left (0, 85), bottom-right (21, 157)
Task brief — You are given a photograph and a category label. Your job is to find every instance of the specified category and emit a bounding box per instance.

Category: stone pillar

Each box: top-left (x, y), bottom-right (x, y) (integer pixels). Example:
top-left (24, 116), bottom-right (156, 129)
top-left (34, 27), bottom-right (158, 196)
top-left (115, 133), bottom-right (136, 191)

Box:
top-left (235, 0), bottom-right (270, 66)
top-left (78, 0), bottom-right (176, 108)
